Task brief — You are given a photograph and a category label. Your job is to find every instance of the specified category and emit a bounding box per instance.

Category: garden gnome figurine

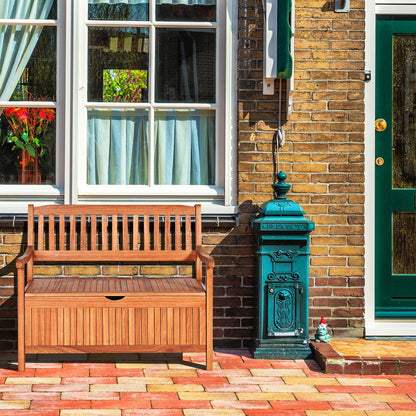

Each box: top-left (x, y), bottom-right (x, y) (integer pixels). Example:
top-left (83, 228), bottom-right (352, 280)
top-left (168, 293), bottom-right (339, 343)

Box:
top-left (314, 316), bottom-right (330, 342)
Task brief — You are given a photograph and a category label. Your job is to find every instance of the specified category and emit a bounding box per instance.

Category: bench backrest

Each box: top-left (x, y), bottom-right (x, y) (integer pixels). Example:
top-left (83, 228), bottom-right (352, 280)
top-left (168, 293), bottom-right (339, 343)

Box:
top-left (28, 204), bottom-right (202, 263)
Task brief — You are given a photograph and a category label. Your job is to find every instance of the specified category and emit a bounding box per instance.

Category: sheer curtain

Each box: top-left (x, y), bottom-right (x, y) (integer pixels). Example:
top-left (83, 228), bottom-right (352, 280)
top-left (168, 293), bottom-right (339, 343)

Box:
top-left (155, 110), bottom-right (215, 185)
top-left (88, 109), bottom-right (148, 185)
top-left (0, 0), bottom-right (54, 101)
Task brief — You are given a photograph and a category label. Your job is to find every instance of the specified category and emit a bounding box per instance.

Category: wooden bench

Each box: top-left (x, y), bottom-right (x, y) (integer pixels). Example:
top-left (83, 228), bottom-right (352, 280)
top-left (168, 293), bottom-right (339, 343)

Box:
top-left (16, 204), bottom-right (214, 371)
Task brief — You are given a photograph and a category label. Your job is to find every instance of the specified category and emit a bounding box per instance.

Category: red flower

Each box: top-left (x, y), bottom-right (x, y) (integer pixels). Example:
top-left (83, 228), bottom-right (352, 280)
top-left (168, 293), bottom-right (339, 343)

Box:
top-left (38, 109), bottom-right (47, 119)
top-left (39, 108), bottom-right (55, 121)
top-left (45, 109), bottom-right (55, 121)
top-left (14, 107), bottom-right (28, 121)
top-left (4, 107), bottom-right (15, 117)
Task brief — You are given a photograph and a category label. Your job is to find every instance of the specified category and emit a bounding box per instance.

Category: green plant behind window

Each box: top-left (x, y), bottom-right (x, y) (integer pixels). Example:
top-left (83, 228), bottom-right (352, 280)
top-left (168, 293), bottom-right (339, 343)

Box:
top-left (103, 69), bottom-right (147, 102)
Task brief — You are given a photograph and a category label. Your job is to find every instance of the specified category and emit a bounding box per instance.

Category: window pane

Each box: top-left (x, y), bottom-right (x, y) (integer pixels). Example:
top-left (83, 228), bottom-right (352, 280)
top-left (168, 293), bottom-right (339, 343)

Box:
top-left (87, 108), bottom-right (148, 185)
top-left (156, 0), bottom-right (216, 22)
top-left (1, 0), bottom-right (57, 20)
top-left (154, 110), bottom-right (215, 185)
top-left (88, 0), bottom-right (148, 21)
top-left (392, 34), bottom-right (416, 188)
top-left (156, 29), bottom-right (216, 103)
top-left (1, 25), bottom-right (56, 101)
top-left (393, 212), bottom-right (416, 274)
top-left (0, 107), bottom-right (56, 184)
top-left (88, 27), bottom-right (149, 102)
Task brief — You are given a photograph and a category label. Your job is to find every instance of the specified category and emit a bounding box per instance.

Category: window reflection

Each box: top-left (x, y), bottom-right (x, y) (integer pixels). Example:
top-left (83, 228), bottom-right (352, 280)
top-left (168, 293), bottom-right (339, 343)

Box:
top-left (88, 27), bottom-right (149, 102)
top-left (156, 29), bottom-right (216, 103)
top-left (88, 1), bottom-right (148, 21)
top-left (156, 1), bottom-right (216, 22)
top-left (392, 35), bottom-right (416, 188)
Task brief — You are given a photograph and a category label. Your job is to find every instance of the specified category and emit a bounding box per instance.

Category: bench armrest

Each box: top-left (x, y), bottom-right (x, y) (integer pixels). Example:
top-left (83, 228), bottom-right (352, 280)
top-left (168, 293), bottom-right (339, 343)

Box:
top-left (16, 246), bottom-right (34, 269)
top-left (196, 246), bottom-right (215, 268)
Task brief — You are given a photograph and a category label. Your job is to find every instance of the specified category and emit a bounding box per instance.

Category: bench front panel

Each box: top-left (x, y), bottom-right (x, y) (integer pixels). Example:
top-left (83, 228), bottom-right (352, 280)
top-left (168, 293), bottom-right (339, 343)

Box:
top-left (25, 296), bottom-right (206, 349)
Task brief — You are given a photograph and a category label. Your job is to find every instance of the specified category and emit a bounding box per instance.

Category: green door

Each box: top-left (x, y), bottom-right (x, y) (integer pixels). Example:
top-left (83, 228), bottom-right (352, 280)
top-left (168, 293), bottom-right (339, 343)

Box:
top-left (376, 16), bottom-right (416, 318)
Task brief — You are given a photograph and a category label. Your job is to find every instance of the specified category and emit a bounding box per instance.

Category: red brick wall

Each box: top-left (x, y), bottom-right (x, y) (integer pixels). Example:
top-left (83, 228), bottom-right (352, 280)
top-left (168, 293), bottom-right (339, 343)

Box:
top-left (0, 0), bottom-right (366, 351)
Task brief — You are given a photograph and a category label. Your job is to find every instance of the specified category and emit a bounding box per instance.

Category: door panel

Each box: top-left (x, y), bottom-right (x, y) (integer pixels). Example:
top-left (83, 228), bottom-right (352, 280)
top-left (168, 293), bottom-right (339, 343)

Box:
top-left (376, 17), bottom-right (416, 319)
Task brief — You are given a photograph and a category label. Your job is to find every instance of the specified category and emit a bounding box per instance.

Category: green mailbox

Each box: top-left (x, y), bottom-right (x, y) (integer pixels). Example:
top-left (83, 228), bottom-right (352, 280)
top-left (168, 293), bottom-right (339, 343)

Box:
top-left (251, 172), bottom-right (314, 359)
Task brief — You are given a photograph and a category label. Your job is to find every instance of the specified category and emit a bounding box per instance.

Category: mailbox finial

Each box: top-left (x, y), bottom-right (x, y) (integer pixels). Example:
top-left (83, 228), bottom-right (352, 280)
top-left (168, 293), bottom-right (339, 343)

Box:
top-left (273, 171), bottom-right (291, 200)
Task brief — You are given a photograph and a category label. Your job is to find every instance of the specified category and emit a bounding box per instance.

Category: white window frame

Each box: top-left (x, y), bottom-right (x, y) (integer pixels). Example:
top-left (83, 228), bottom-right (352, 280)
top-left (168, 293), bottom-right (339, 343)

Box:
top-left (74, 0), bottom-right (237, 213)
top-left (0, 0), bottom-right (237, 214)
top-left (0, 2), bottom-right (66, 213)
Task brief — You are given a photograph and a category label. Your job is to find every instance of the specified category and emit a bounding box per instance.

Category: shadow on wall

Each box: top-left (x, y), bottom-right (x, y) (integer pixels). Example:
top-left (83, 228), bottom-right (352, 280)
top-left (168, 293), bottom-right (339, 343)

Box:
top-left (0, 203), bottom-right (264, 352)
top-left (208, 200), bottom-right (261, 349)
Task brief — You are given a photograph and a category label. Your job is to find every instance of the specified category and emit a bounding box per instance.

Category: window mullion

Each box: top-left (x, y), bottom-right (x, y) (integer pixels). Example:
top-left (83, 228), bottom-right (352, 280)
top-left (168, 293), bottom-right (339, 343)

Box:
top-left (148, 2), bottom-right (156, 187)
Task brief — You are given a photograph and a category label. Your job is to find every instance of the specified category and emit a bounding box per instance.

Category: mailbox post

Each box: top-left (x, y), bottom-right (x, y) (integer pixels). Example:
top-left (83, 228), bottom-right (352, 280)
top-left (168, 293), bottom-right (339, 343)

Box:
top-left (251, 172), bottom-right (314, 359)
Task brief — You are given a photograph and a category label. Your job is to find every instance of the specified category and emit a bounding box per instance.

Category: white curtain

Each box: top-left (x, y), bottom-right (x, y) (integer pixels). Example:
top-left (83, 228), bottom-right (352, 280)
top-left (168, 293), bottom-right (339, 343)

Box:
top-left (88, 109), bottom-right (215, 185)
top-left (88, 108), bottom-right (149, 185)
top-left (154, 110), bottom-right (215, 185)
top-left (0, 0), bottom-right (54, 101)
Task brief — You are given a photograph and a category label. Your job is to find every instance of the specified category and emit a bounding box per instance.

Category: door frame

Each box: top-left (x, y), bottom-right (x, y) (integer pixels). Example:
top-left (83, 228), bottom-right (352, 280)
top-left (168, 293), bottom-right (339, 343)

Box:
top-left (365, 1), bottom-right (416, 336)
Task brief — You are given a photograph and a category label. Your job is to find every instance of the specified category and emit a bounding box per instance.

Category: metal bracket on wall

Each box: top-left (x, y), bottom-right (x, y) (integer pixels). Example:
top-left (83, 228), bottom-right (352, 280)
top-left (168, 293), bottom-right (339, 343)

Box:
top-left (263, 0), bottom-right (278, 95)
top-left (334, 0), bottom-right (350, 13)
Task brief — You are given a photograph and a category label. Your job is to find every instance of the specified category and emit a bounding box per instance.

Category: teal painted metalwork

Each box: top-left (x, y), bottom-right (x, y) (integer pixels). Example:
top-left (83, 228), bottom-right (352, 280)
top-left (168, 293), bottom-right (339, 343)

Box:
top-left (251, 172), bottom-right (314, 359)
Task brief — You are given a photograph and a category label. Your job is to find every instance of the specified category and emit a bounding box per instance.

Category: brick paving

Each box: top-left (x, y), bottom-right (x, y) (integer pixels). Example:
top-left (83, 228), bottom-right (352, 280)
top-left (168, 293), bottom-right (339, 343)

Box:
top-left (0, 349), bottom-right (415, 415)
top-left (312, 339), bottom-right (416, 375)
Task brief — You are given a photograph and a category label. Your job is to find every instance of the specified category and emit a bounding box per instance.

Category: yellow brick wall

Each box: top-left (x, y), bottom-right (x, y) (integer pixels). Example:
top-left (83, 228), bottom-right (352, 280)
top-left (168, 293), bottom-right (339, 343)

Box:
top-left (238, 0), bottom-right (365, 337)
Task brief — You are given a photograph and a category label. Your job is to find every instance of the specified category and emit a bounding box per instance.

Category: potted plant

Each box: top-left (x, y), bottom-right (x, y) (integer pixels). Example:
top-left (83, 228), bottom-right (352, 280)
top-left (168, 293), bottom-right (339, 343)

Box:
top-left (1, 106), bottom-right (55, 184)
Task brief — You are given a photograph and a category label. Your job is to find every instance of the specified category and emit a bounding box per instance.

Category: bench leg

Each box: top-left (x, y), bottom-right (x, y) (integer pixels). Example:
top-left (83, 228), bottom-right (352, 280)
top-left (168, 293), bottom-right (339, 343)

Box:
top-left (17, 270), bottom-right (25, 372)
top-left (18, 347), bottom-right (25, 372)
top-left (17, 307), bottom-right (25, 371)
top-left (206, 345), bottom-right (213, 371)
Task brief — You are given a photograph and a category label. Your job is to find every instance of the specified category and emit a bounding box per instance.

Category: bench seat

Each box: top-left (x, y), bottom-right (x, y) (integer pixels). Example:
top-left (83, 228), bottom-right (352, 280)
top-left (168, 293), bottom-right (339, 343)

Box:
top-left (26, 277), bottom-right (206, 296)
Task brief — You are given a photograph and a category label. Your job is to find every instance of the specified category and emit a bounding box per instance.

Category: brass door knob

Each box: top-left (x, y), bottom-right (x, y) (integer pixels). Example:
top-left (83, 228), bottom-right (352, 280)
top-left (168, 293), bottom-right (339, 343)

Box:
top-left (375, 118), bottom-right (387, 132)
top-left (375, 157), bottom-right (384, 166)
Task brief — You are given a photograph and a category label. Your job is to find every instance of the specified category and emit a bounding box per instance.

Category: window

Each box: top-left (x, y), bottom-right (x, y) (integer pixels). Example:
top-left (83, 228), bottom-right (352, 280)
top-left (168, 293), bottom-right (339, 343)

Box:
top-left (0, 0), bottom-right (236, 213)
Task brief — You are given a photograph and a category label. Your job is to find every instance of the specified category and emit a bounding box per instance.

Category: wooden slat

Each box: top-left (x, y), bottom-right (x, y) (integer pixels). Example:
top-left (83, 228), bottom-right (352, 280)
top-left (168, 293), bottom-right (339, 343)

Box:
top-left (175, 215), bottom-right (181, 250)
top-left (133, 215), bottom-right (138, 250)
top-left (195, 204), bottom-right (202, 246)
top-left (185, 215), bottom-right (191, 251)
top-left (59, 215), bottom-right (65, 250)
top-left (102, 215), bottom-right (108, 250)
top-left (91, 215), bottom-right (97, 250)
top-left (112, 215), bottom-right (118, 251)
top-left (143, 215), bottom-right (149, 250)
top-left (33, 204), bottom-right (196, 216)
top-left (123, 215), bottom-right (128, 250)
top-left (70, 215), bottom-right (76, 251)
top-left (48, 215), bottom-right (55, 251)
top-left (80, 215), bottom-right (87, 250)
top-left (154, 215), bottom-right (159, 250)
top-left (38, 215), bottom-right (44, 251)
top-left (164, 215), bottom-right (170, 250)
top-left (90, 308), bottom-right (97, 345)
top-left (167, 307), bottom-right (174, 345)
top-left (28, 205), bottom-right (34, 246)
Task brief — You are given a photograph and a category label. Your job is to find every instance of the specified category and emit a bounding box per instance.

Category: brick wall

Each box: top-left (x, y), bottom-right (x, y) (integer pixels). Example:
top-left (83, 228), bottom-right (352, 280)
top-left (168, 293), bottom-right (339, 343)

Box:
top-left (0, 224), bottom-right (24, 350)
top-left (0, 0), bottom-right (366, 351)
top-left (237, 0), bottom-right (366, 338)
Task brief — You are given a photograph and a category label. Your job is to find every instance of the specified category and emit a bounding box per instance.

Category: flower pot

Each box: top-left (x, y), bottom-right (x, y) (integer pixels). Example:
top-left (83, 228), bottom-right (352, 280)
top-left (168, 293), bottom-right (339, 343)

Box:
top-left (18, 149), bottom-right (41, 184)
